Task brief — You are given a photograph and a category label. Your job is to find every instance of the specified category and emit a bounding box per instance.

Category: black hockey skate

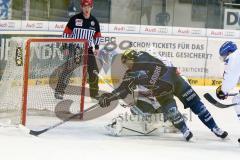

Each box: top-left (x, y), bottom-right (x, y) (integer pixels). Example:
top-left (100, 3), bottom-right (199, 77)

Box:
top-left (183, 130), bottom-right (193, 141)
top-left (212, 127), bottom-right (228, 139)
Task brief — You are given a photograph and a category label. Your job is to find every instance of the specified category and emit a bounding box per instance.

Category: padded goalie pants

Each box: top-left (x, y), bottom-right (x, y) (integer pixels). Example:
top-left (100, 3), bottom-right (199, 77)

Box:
top-left (55, 47), bottom-right (99, 98)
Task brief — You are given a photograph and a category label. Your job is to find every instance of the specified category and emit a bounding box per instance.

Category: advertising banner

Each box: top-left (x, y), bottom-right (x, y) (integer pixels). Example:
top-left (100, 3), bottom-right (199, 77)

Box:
top-left (0, 20), bottom-right (21, 30)
top-left (0, 32), bottom-right (239, 86)
top-left (48, 21), bottom-right (67, 31)
top-left (172, 27), bottom-right (206, 37)
top-left (99, 33), bottom-right (240, 83)
top-left (140, 25), bottom-right (172, 35)
top-left (207, 28), bottom-right (239, 38)
top-left (109, 24), bottom-right (140, 34)
top-left (100, 34), bottom-right (209, 78)
top-left (21, 21), bottom-right (49, 31)
top-left (0, 20), bottom-right (240, 39)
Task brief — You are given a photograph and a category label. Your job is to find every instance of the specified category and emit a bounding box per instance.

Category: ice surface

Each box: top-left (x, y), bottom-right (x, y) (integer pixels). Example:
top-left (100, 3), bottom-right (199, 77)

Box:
top-left (0, 86), bottom-right (239, 160)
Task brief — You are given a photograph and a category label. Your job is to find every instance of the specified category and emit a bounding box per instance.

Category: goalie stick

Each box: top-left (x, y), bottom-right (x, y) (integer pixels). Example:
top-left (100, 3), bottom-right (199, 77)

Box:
top-left (122, 127), bottom-right (158, 135)
top-left (203, 93), bottom-right (238, 108)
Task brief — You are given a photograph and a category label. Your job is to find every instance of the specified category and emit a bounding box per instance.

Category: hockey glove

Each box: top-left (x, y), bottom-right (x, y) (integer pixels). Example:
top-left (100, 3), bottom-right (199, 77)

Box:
top-left (99, 93), bottom-right (114, 108)
top-left (216, 85), bottom-right (228, 100)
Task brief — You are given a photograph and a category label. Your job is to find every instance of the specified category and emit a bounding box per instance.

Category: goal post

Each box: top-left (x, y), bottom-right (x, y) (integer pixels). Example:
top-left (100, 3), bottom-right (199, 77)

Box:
top-left (0, 38), bottom-right (88, 127)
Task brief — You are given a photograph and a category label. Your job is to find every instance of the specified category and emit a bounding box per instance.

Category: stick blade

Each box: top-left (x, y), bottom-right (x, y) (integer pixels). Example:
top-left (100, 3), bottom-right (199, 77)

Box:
top-left (204, 93), bottom-right (236, 108)
top-left (204, 93), bottom-right (218, 104)
top-left (29, 129), bottom-right (48, 136)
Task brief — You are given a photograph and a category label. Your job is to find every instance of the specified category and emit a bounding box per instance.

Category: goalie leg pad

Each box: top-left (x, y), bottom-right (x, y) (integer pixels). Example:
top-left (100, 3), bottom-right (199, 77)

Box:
top-left (105, 114), bottom-right (158, 136)
top-left (105, 113), bottom-right (177, 136)
top-left (105, 115), bottom-right (124, 136)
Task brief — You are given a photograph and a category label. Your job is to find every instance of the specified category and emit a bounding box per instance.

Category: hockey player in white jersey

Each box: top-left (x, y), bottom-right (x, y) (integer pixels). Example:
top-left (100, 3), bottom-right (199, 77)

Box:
top-left (216, 41), bottom-right (240, 142)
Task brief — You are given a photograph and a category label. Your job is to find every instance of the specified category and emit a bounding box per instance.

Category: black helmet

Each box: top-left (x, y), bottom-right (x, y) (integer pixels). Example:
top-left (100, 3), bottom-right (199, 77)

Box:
top-left (121, 49), bottom-right (138, 63)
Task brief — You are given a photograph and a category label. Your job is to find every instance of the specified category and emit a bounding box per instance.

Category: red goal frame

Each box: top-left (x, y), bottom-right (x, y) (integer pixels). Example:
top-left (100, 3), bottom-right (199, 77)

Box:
top-left (21, 38), bottom-right (88, 125)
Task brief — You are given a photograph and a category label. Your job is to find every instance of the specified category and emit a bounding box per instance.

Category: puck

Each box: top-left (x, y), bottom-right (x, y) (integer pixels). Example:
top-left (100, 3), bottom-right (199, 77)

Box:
top-left (238, 138), bottom-right (240, 143)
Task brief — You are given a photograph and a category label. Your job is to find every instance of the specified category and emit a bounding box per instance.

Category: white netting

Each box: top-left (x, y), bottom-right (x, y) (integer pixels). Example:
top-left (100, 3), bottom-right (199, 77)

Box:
top-left (0, 39), bottom-right (24, 124)
top-left (0, 38), bottom-right (88, 128)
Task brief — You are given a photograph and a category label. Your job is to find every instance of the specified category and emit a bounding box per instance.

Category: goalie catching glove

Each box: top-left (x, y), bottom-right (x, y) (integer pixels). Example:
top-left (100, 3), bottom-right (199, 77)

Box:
top-left (216, 85), bottom-right (228, 100)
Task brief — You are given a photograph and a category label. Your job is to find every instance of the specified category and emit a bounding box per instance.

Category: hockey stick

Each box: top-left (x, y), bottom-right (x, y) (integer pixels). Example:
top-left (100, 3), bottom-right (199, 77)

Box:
top-left (203, 93), bottom-right (238, 108)
top-left (29, 103), bottom-right (99, 136)
top-left (29, 89), bottom-right (125, 136)
top-left (122, 127), bottom-right (158, 135)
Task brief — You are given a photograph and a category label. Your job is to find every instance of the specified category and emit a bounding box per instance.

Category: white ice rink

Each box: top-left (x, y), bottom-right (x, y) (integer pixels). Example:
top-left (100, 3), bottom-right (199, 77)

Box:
top-left (0, 86), bottom-right (239, 160)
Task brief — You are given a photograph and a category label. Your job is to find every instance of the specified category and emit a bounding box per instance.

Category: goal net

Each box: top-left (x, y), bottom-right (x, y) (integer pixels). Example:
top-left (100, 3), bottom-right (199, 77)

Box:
top-left (0, 38), bottom-right (88, 130)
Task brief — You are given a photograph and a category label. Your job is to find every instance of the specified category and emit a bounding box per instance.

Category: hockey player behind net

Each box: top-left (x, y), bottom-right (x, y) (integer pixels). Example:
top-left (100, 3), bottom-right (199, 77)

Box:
top-left (99, 49), bottom-right (228, 141)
